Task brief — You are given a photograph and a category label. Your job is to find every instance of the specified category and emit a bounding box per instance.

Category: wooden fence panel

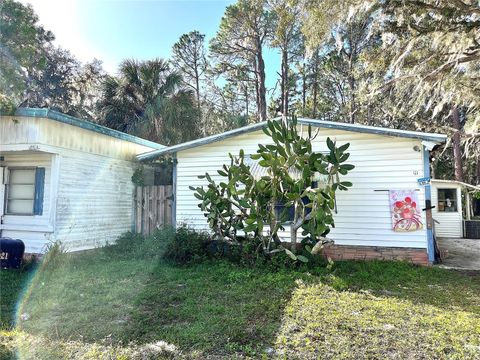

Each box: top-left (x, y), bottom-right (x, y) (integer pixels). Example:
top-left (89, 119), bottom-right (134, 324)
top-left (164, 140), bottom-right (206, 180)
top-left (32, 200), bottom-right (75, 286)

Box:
top-left (135, 185), bottom-right (174, 236)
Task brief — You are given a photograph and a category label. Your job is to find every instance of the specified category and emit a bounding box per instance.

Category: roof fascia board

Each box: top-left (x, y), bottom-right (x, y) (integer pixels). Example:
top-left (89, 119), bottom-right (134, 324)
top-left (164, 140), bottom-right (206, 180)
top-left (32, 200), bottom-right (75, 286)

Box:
top-left (297, 118), bottom-right (447, 143)
top-left (137, 118), bottom-right (447, 161)
top-left (137, 121), bottom-right (266, 161)
top-left (13, 108), bottom-right (164, 150)
top-left (432, 179), bottom-right (480, 191)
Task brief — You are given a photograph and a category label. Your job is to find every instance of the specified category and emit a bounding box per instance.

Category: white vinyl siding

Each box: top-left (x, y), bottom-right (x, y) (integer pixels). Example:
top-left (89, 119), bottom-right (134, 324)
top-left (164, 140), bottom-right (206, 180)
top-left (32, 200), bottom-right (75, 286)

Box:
top-left (176, 128), bottom-right (428, 249)
top-left (0, 116), bottom-right (155, 160)
top-left (54, 149), bottom-right (136, 251)
top-left (431, 182), bottom-right (462, 238)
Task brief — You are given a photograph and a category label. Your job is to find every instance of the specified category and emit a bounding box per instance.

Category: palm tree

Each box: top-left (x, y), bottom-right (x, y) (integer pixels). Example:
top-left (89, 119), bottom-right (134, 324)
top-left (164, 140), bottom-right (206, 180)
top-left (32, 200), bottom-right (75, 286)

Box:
top-left (98, 58), bottom-right (200, 145)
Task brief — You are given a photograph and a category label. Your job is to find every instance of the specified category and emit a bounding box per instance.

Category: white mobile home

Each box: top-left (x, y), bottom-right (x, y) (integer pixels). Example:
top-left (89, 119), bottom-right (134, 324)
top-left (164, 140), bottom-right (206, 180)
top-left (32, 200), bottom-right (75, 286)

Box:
top-left (138, 119), bottom-right (447, 265)
top-left (0, 108), bottom-right (163, 253)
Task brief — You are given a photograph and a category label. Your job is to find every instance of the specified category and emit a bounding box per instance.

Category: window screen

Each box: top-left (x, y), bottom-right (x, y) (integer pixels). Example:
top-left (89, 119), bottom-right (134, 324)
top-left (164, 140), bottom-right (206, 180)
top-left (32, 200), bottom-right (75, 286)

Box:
top-left (6, 168), bottom-right (36, 215)
top-left (437, 188), bottom-right (458, 212)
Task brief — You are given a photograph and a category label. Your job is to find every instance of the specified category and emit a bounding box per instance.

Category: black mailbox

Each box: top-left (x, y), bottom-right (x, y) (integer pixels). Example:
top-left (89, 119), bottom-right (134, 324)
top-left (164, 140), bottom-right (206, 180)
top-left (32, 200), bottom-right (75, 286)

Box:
top-left (1, 238), bottom-right (25, 269)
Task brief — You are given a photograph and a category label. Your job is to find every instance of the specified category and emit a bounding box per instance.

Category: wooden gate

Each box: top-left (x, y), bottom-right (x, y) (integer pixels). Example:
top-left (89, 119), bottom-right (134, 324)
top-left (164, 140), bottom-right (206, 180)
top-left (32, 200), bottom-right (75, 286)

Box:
top-left (135, 185), bottom-right (173, 236)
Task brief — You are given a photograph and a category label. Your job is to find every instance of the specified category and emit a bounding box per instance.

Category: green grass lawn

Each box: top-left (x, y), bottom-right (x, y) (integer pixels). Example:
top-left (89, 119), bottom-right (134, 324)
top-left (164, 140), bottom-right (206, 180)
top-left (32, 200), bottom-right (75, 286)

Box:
top-left (1, 233), bottom-right (480, 359)
top-left (0, 264), bottom-right (33, 330)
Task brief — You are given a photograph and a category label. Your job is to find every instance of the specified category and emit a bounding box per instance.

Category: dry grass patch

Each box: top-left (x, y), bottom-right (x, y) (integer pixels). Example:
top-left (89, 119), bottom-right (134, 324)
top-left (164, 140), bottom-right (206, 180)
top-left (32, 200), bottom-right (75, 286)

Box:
top-left (276, 280), bottom-right (480, 359)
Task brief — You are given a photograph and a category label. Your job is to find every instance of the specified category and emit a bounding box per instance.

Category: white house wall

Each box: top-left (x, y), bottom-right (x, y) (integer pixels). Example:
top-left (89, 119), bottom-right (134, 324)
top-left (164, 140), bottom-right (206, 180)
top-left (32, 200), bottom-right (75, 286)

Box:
top-left (0, 116), bottom-right (154, 160)
top-left (0, 116), bottom-right (40, 145)
top-left (53, 147), bottom-right (136, 251)
top-left (431, 182), bottom-right (462, 238)
top-left (1, 115), bottom-right (157, 252)
top-left (176, 129), bottom-right (428, 249)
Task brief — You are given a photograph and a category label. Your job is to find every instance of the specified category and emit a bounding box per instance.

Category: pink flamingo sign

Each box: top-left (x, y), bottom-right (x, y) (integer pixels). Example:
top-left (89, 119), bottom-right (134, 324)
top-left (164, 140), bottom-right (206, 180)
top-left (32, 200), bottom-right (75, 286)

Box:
top-left (389, 190), bottom-right (423, 232)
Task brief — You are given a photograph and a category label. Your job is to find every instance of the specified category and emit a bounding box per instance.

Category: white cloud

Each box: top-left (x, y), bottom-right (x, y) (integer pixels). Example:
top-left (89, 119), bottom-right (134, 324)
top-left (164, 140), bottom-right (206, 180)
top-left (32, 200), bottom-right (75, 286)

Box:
top-left (19, 0), bottom-right (117, 73)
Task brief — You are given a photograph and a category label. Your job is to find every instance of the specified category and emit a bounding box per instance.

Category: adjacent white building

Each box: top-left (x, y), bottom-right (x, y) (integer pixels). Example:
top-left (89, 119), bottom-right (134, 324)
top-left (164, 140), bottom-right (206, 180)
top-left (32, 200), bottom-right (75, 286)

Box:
top-left (138, 118), bottom-right (447, 265)
top-left (431, 179), bottom-right (480, 238)
top-left (431, 180), bottom-right (463, 238)
top-left (0, 108), bottom-right (163, 253)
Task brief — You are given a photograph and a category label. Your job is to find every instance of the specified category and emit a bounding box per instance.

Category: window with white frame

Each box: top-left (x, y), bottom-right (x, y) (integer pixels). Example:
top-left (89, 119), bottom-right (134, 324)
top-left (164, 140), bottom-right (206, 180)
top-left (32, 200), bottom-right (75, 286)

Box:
top-left (5, 167), bottom-right (44, 215)
top-left (437, 188), bottom-right (458, 212)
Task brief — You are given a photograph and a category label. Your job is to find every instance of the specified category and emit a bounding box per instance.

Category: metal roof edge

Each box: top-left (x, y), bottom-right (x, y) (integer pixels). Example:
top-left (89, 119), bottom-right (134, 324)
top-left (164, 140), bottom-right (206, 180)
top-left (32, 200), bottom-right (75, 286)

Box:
top-left (137, 117), bottom-right (447, 162)
top-left (431, 179), bottom-right (480, 191)
top-left (13, 108), bottom-right (165, 150)
top-left (137, 121), bottom-right (266, 161)
top-left (297, 118), bottom-right (448, 143)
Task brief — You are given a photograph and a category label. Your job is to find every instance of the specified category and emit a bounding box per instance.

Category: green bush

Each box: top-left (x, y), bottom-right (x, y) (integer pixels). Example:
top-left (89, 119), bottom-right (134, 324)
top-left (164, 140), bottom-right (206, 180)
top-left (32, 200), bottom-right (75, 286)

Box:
top-left (144, 226), bottom-right (176, 254)
top-left (239, 244), bottom-right (324, 271)
top-left (190, 117), bottom-right (354, 257)
top-left (102, 227), bottom-right (176, 259)
top-left (103, 227), bottom-right (327, 271)
top-left (102, 232), bottom-right (145, 259)
top-left (162, 227), bottom-right (211, 265)
top-left (0, 94), bottom-right (15, 115)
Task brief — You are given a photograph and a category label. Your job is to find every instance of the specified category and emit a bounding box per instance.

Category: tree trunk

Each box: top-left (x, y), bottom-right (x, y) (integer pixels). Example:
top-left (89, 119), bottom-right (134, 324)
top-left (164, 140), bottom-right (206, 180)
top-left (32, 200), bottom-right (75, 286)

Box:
top-left (348, 55), bottom-right (356, 124)
top-left (290, 200), bottom-right (301, 251)
top-left (301, 64), bottom-right (306, 116)
top-left (312, 50), bottom-right (319, 119)
top-left (290, 222), bottom-right (297, 251)
top-left (430, 156), bottom-right (436, 179)
top-left (312, 73), bottom-right (318, 119)
top-left (348, 75), bottom-right (355, 124)
top-left (452, 105), bottom-right (464, 182)
top-left (245, 85), bottom-right (249, 118)
top-left (269, 198), bottom-right (281, 246)
top-left (281, 46), bottom-right (289, 119)
top-left (253, 58), bottom-right (260, 119)
top-left (477, 156), bottom-right (480, 185)
top-left (255, 37), bottom-right (267, 122)
top-left (194, 62), bottom-right (203, 135)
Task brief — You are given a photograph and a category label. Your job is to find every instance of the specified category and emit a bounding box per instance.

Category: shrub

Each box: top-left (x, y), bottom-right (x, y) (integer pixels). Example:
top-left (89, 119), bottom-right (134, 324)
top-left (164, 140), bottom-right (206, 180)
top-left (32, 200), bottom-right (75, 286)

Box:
top-left (144, 226), bottom-right (176, 255)
top-left (0, 94), bottom-right (15, 115)
top-left (190, 117), bottom-right (354, 261)
top-left (206, 240), bottom-right (243, 262)
top-left (103, 227), bottom-right (326, 271)
top-left (102, 232), bottom-right (145, 259)
top-left (163, 227), bottom-right (211, 265)
top-left (102, 227), bottom-right (176, 259)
